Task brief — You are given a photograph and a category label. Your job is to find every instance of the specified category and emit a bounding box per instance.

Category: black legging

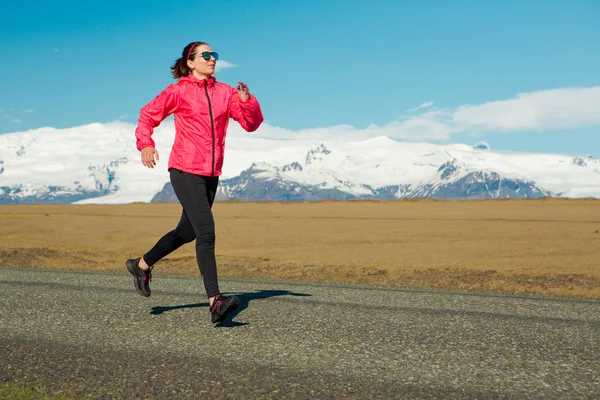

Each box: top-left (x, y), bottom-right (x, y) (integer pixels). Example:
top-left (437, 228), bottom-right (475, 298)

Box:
top-left (144, 168), bottom-right (220, 298)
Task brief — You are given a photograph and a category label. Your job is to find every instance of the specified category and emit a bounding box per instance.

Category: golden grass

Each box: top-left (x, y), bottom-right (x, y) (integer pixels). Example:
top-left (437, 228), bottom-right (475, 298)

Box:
top-left (1, 198), bottom-right (599, 297)
top-left (0, 382), bottom-right (75, 400)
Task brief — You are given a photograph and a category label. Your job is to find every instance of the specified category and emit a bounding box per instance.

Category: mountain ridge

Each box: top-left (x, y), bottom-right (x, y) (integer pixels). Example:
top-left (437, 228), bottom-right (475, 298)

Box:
top-left (0, 122), bottom-right (599, 204)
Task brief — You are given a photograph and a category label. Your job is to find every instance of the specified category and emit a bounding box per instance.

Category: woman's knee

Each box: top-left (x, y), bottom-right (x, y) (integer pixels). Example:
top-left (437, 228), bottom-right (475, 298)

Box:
top-left (175, 227), bottom-right (196, 244)
top-left (194, 225), bottom-right (215, 244)
top-left (180, 233), bottom-right (196, 244)
top-left (195, 231), bottom-right (215, 244)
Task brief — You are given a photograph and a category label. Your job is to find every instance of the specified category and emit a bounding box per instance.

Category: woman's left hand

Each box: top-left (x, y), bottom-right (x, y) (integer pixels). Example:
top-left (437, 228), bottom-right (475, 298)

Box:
top-left (236, 81), bottom-right (251, 102)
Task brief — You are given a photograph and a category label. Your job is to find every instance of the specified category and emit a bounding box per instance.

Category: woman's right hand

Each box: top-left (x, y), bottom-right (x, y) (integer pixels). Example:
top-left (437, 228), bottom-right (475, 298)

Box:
top-left (141, 147), bottom-right (160, 169)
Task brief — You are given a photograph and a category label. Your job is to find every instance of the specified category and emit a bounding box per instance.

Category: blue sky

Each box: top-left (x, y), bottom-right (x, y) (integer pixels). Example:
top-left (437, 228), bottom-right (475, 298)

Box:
top-left (1, 0), bottom-right (599, 156)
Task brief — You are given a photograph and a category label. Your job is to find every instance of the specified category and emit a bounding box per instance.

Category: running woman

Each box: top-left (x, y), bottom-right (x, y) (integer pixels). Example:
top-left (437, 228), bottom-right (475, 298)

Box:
top-left (126, 41), bottom-right (264, 323)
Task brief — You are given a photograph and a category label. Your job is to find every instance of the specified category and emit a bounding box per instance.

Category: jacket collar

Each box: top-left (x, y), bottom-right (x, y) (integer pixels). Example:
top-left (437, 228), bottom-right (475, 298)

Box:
top-left (179, 74), bottom-right (216, 88)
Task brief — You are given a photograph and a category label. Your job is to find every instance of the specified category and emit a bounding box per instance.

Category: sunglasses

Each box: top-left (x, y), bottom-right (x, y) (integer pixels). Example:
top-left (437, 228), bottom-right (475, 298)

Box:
top-left (199, 51), bottom-right (219, 61)
top-left (186, 42), bottom-right (220, 61)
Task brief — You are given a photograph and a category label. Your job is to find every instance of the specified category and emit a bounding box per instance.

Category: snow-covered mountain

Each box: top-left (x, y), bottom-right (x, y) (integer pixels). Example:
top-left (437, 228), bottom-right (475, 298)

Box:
top-left (1, 122), bottom-right (599, 204)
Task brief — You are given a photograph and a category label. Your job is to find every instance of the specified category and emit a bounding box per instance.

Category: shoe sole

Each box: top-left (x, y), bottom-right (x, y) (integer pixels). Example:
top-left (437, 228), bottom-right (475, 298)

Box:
top-left (212, 297), bottom-right (240, 323)
top-left (126, 259), bottom-right (150, 297)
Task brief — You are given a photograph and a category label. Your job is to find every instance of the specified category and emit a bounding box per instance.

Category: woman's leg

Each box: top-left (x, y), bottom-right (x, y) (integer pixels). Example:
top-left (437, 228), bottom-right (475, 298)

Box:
top-left (126, 173), bottom-right (197, 297)
top-left (198, 174), bottom-right (238, 323)
top-left (142, 211), bottom-right (196, 268)
top-left (143, 169), bottom-right (218, 269)
top-left (169, 169), bottom-right (220, 299)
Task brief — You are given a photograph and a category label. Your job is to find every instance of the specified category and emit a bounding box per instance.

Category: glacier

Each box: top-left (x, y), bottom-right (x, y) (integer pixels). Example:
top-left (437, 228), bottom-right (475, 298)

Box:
top-left (0, 121), bottom-right (599, 204)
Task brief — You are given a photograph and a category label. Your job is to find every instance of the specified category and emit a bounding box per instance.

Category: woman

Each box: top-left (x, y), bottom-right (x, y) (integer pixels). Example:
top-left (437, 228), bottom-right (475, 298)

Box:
top-left (126, 41), bottom-right (264, 323)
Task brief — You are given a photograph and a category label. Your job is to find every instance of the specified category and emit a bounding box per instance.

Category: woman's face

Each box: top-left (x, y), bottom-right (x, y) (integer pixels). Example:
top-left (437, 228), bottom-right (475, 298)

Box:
top-left (187, 44), bottom-right (217, 77)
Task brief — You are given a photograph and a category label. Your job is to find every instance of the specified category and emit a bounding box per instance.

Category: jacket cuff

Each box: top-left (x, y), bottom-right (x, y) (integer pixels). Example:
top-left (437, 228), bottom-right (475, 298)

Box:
top-left (239, 94), bottom-right (258, 108)
top-left (136, 140), bottom-right (155, 151)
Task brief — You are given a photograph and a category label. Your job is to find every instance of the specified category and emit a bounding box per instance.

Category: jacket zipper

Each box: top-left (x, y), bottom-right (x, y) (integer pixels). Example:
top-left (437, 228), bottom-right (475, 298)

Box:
top-left (204, 82), bottom-right (216, 177)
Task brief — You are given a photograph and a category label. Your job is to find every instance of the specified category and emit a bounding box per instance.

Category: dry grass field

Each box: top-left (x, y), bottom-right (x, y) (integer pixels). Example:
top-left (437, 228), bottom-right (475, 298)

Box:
top-left (1, 198), bottom-right (599, 298)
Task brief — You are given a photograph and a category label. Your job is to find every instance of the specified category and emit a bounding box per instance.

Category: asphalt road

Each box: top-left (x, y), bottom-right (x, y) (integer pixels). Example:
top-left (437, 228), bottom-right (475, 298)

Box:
top-left (1, 266), bottom-right (599, 399)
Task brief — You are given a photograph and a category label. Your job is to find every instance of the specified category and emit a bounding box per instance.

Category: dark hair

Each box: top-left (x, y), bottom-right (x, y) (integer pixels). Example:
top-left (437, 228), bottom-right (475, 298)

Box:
top-left (170, 41), bottom-right (209, 79)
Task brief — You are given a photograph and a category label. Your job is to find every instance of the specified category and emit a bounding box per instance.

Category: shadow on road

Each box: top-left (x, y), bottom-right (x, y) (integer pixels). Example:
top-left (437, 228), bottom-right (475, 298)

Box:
top-left (150, 289), bottom-right (312, 327)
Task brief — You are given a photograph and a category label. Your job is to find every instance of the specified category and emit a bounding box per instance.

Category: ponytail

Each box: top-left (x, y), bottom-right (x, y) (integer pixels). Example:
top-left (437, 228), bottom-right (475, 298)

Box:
top-left (170, 41), bottom-right (209, 79)
top-left (170, 57), bottom-right (189, 79)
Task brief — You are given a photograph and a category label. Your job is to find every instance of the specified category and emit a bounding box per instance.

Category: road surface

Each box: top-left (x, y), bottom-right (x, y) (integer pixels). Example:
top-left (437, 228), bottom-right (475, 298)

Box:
top-left (1, 266), bottom-right (599, 399)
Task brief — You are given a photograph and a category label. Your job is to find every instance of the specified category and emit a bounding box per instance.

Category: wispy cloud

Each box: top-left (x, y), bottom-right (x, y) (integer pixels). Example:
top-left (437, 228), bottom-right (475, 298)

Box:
top-left (111, 111), bottom-right (129, 121)
top-left (0, 109), bottom-right (33, 125)
top-left (53, 48), bottom-right (59, 53)
top-left (407, 101), bottom-right (434, 112)
top-left (215, 60), bottom-right (236, 72)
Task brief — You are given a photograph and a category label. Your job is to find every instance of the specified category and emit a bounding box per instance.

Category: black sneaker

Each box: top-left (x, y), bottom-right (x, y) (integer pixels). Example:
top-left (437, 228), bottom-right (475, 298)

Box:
top-left (126, 258), bottom-right (152, 297)
top-left (210, 294), bottom-right (239, 323)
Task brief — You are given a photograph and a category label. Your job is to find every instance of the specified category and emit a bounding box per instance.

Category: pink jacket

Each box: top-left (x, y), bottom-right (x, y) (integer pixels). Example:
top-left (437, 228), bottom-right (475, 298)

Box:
top-left (135, 74), bottom-right (264, 177)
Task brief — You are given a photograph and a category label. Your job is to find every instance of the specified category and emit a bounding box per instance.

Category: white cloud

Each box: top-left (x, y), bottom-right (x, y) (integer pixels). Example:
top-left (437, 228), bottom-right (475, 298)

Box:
top-left (23, 109), bottom-right (34, 113)
top-left (12, 118), bottom-right (21, 124)
top-left (53, 48), bottom-right (59, 52)
top-left (453, 87), bottom-right (600, 132)
top-left (215, 60), bottom-right (236, 72)
top-left (235, 86), bottom-right (600, 142)
top-left (389, 86), bottom-right (600, 140)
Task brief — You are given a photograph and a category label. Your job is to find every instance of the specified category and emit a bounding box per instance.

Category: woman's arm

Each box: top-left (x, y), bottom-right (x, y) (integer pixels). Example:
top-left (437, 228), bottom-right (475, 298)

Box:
top-left (135, 84), bottom-right (180, 151)
top-left (229, 82), bottom-right (264, 132)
